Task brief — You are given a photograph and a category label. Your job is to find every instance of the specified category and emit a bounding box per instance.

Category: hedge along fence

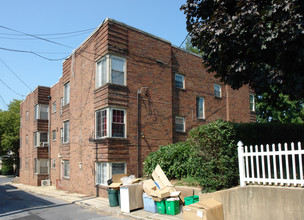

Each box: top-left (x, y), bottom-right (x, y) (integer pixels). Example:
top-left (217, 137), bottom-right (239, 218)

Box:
top-left (144, 120), bottom-right (304, 192)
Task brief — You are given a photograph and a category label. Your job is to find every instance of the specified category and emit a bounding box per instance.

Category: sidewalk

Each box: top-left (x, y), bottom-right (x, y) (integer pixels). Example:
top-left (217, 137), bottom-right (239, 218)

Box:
top-left (9, 182), bottom-right (183, 220)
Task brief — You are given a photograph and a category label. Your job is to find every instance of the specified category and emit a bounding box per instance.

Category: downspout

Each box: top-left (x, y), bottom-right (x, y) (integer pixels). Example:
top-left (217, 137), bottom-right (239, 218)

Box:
top-left (226, 85), bottom-right (230, 121)
top-left (47, 95), bottom-right (51, 182)
top-left (137, 90), bottom-right (140, 178)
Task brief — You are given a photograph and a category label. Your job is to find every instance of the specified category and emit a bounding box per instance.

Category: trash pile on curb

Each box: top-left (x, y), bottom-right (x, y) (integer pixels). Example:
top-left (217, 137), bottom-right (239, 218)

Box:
top-left (107, 164), bottom-right (224, 220)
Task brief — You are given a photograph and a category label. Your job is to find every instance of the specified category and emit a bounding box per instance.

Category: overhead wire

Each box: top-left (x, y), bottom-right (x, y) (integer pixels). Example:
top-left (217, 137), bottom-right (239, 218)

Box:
top-left (0, 28), bottom-right (95, 36)
top-left (0, 58), bottom-right (33, 91)
top-left (0, 79), bottom-right (25, 97)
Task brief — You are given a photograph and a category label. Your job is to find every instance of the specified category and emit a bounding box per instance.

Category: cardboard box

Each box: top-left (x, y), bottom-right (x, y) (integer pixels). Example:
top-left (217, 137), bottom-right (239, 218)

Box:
top-left (143, 179), bottom-right (157, 197)
top-left (109, 174), bottom-right (127, 189)
top-left (183, 198), bottom-right (224, 220)
top-left (150, 189), bottom-right (170, 199)
top-left (152, 165), bottom-right (175, 191)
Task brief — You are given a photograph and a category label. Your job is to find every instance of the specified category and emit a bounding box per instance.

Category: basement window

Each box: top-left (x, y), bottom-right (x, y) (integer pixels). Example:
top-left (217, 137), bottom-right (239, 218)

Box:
top-left (95, 162), bottom-right (126, 185)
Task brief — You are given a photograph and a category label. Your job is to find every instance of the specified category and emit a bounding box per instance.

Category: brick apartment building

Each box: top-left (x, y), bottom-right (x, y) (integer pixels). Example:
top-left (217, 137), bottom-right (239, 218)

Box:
top-left (19, 18), bottom-right (256, 197)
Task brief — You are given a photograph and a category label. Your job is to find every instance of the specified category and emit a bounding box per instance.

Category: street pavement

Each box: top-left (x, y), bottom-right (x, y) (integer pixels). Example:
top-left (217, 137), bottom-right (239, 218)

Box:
top-left (1, 176), bottom-right (183, 220)
top-left (0, 176), bottom-right (130, 220)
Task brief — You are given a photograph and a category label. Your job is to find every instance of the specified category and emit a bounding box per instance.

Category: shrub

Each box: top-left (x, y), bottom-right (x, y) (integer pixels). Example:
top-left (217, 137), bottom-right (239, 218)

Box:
top-left (188, 119), bottom-right (238, 192)
top-left (143, 142), bottom-right (203, 179)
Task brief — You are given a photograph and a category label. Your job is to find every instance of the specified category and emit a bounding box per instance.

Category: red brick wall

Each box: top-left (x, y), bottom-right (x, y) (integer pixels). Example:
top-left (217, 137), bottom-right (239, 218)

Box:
top-left (20, 19), bottom-right (255, 197)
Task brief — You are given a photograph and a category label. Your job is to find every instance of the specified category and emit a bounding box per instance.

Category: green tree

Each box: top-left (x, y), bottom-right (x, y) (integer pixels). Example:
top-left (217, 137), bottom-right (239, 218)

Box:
top-left (256, 89), bottom-right (304, 123)
top-left (0, 99), bottom-right (22, 174)
top-left (181, 0), bottom-right (304, 100)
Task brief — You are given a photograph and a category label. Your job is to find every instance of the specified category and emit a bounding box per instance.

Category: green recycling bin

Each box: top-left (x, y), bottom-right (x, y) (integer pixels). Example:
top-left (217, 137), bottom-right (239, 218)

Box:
top-left (108, 189), bottom-right (119, 207)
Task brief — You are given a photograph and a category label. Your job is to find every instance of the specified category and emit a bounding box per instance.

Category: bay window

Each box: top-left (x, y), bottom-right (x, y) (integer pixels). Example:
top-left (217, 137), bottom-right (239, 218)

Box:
top-left (35, 104), bottom-right (49, 120)
top-left (95, 108), bottom-right (126, 138)
top-left (96, 55), bottom-right (126, 88)
top-left (34, 131), bottom-right (48, 147)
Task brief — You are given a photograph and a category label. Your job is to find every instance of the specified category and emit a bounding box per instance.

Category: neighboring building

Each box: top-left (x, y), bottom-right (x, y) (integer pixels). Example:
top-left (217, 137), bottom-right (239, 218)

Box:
top-left (19, 18), bottom-right (256, 197)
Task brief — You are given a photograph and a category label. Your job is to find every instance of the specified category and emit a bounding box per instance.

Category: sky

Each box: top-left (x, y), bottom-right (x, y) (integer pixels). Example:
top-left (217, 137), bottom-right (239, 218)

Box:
top-left (0, 0), bottom-right (188, 110)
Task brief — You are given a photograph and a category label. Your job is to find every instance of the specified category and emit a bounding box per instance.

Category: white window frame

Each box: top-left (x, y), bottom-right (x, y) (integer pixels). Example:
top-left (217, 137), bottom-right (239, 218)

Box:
top-left (96, 54), bottom-right (126, 88)
top-left (26, 111), bottom-right (29, 120)
top-left (34, 158), bottom-right (49, 174)
top-left (175, 116), bottom-right (185, 132)
top-left (95, 108), bottom-right (126, 139)
top-left (52, 101), bottom-right (56, 113)
top-left (95, 162), bottom-right (126, 186)
top-left (34, 104), bottom-right (49, 120)
top-left (175, 73), bottom-right (185, 89)
top-left (63, 82), bottom-right (70, 106)
top-left (63, 121), bottom-right (69, 144)
top-left (197, 97), bottom-right (205, 119)
top-left (250, 93), bottom-right (255, 111)
top-left (34, 131), bottom-right (48, 147)
top-left (214, 84), bottom-right (221, 98)
top-left (63, 160), bottom-right (70, 178)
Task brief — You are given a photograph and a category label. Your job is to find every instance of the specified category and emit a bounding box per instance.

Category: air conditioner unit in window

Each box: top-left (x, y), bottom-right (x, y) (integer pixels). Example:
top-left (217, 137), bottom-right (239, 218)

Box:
top-left (42, 142), bottom-right (48, 147)
top-left (41, 179), bottom-right (51, 186)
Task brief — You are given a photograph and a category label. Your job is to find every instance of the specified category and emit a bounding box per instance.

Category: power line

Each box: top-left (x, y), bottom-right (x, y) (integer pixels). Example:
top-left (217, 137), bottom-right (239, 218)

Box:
top-left (0, 58), bottom-right (33, 91)
top-left (0, 31), bottom-right (94, 41)
top-left (0, 78), bottom-right (25, 97)
top-left (0, 47), bottom-right (68, 61)
top-left (0, 94), bottom-right (8, 109)
top-left (0, 28), bottom-right (95, 36)
top-left (148, 33), bottom-right (190, 88)
top-left (0, 25), bottom-right (74, 49)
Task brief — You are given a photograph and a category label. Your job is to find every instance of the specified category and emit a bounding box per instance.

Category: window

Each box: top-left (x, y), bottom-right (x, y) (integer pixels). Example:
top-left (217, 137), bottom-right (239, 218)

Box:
top-left (52, 130), bottom-right (56, 141)
top-left (60, 128), bottom-right (63, 145)
top-left (34, 104), bottom-right (49, 120)
top-left (34, 132), bottom-right (48, 147)
top-left (52, 159), bottom-right (56, 169)
top-left (95, 108), bottom-right (126, 138)
top-left (63, 82), bottom-right (70, 106)
top-left (175, 73), bottom-right (185, 89)
top-left (63, 121), bottom-right (69, 143)
top-left (96, 162), bottom-right (126, 185)
top-left (26, 135), bottom-right (28, 144)
top-left (20, 116), bottom-right (22, 128)
top-left (96, 55), bottom-right (126, 88)
top-left (20, 137), bottom-right (22, 149)
top-left (34, 158), bottom-right (49, 174)
top-left (63, 160), bottom-right (70, 178)
top-left (60, 98), bottom-right (64, 115)
top-left (250, 94), bottom-right (255, 111)
top-left (26, 111), bottom-right (29, 120)
top-left (52, 102), bottom-right (56, 113)
top-left (20, 158), bottom-right (22, 170)
top-left (197, 97), bottom-right (205, 119)
top-left (175, 116), bottom-right (185, 132)
top-left (26, 157), bottom-right (28, 169)
top-left (214, 84), bottom-right (221, 98)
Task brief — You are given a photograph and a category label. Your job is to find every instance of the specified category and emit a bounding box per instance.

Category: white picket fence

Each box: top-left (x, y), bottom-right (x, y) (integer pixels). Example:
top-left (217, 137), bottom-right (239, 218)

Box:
top-left (238, 141), bottom-right (304, 187)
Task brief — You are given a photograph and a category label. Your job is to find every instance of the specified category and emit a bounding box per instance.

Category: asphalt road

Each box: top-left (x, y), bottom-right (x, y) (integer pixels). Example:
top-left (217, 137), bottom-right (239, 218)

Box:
top-left (0, 176), bottom-right (130, 220)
